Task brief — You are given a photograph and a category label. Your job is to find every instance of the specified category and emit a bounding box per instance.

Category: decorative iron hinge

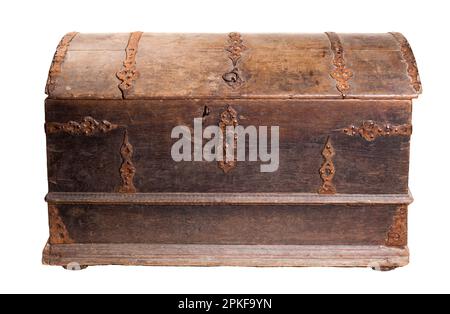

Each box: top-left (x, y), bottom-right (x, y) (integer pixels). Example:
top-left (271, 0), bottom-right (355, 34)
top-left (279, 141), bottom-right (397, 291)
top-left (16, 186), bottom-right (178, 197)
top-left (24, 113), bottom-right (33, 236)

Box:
top-left (222, 32), bottom-right (246, 88)
top-left (116, 32), bottom-right (143, 99)
top-left (325, 32), bottom-right (353, 98)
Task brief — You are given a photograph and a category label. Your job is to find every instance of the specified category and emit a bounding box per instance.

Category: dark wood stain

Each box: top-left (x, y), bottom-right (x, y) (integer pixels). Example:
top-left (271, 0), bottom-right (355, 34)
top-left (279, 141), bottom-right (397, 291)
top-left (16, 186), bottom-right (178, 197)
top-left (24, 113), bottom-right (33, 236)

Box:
top-left (46, 99), bottom-right (412, 194)
top-left (43, 32), bottom-right (420, 269)
top-left (55, 204), bottom-right (398, 246)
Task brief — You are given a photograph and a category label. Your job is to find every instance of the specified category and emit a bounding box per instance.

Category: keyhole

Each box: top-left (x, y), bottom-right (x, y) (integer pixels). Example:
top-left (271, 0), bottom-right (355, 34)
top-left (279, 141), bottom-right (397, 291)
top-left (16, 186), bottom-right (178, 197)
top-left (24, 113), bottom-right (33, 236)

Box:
top-left (202, 105), bottom-right (210, 118)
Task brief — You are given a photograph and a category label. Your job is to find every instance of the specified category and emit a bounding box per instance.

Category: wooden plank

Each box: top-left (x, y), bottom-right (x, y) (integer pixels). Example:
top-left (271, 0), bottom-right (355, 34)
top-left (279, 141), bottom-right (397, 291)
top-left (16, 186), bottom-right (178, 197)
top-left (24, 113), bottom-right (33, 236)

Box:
top-left (46, 192), bottom-right (413, 205)
top-left (48, 203), bottom-right (406, 245)
top-left (45, 99), bottom-right (412, 194)
top-left (43, 243), bottom-right (409, 268)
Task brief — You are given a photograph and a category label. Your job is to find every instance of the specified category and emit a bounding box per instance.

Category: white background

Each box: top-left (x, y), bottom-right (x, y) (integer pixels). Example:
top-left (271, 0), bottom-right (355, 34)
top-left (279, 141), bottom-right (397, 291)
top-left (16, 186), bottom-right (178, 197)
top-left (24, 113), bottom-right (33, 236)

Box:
top-left (0, 0), bottom-right (448, 294)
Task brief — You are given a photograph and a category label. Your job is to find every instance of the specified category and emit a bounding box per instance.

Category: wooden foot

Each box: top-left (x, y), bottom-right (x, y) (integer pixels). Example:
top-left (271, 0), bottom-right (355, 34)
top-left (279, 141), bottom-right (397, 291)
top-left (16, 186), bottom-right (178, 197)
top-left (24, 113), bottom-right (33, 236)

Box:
top-left (63, 263), bottom-right (88, 271)
top-left (372, 266), bottom-right (398, 272)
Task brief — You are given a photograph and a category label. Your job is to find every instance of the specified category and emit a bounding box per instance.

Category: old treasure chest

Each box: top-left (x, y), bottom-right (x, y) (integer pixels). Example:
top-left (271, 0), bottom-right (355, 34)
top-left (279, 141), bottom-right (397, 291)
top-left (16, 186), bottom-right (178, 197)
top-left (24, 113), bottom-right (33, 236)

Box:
top-left (43, 32), bottom-right (421, 270)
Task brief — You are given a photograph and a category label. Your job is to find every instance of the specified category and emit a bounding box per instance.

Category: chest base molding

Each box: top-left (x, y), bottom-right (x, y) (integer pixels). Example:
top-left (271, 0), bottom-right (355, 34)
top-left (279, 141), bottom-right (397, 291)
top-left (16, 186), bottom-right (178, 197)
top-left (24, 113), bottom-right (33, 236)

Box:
top-left (43, 193), bottom-right (411, 270)
top-left (43, 243), bottom-right (408, 269)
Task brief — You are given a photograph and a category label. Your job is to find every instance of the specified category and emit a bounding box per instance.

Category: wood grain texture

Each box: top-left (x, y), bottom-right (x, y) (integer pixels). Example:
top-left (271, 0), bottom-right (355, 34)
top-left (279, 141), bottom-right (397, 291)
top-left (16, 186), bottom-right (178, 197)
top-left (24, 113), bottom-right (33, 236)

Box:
top-left (45, 32), bottom-right (78, 94)
top-left (43, 243), bottom-right (409, 268)
top-left (49, 33), bottom-right (129, 99)
top-left (47, 203), bottom-right (406, 245)
top-left (46, 99), bottom-right (412, 194)
top-left (43, 32), bottom-right (420, 269)
top-left (46, 33), bottom-right (421, 100)
top-left (339, 33), bottom-right (420, 97)
top-left (45, 192), bottom-right (413, 205)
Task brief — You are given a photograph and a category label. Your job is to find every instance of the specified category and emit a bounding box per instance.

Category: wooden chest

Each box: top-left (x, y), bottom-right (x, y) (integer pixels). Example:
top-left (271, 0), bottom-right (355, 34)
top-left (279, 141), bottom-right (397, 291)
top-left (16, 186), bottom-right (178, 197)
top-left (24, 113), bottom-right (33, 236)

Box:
top-left (43, 32), bottom-right (421, 270)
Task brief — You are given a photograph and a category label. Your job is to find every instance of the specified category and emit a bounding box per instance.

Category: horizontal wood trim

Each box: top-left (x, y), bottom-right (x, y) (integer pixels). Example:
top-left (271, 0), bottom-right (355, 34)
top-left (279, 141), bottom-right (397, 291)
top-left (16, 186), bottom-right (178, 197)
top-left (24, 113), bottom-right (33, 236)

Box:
top-left (46, 95), bottom-right (418, 103)
top-left (43, 243), bottom-right (409, 267)
top-left (47, 95), bottom-right (418, 101)
top-left (46, 192), bottom-right (413, 205)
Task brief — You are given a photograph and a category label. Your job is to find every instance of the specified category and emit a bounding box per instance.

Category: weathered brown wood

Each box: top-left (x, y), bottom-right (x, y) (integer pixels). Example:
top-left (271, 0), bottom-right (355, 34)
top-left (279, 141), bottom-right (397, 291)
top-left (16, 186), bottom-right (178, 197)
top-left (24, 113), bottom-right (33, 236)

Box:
top-left (47, 203), bottom-right (407, 246)
top-left (43, 243), bottom-right (409, 268)
top-left (45, 192), bottom-right (413, 205)
top-left (46, 33), bottom-right (421, 100)
top-left (46, 99), bottom-right (412, 194)
top-left (43, 32), bottom-right (420, 269)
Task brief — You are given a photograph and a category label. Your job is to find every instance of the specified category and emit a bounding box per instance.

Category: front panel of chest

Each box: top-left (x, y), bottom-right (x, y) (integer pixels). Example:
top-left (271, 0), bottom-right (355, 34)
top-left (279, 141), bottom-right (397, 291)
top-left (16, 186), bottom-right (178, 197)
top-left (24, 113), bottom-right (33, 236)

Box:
top-left (45, 99), bottom-right (412, 195)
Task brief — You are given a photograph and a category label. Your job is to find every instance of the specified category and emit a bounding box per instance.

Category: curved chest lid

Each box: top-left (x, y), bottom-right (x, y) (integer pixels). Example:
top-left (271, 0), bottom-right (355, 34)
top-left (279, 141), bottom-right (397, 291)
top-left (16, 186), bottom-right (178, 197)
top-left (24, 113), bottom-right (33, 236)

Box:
top-left (45, 32), bottom-right (422, 100)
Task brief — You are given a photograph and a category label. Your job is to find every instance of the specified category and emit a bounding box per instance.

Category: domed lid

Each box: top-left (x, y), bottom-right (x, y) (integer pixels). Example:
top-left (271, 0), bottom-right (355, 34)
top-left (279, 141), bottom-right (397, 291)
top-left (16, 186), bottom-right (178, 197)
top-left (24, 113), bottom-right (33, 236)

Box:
top-left (45, 32), bottom-right (422, 100)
